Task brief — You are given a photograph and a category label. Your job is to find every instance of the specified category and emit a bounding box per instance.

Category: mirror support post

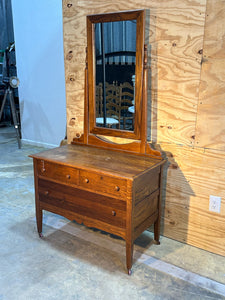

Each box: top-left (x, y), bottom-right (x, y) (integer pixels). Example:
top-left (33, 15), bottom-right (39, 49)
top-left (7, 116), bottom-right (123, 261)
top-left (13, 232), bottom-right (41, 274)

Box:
top-left (140, 44), bottom-right (148, 153)
top-left (84, 47), bottom-right (89, 144)
top-left (100, 23), bottom-right (107, 127)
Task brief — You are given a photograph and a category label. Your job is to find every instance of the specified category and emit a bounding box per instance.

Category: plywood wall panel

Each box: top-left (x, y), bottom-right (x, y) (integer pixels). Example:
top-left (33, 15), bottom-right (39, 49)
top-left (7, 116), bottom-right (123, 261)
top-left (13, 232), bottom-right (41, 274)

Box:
top-left (195, 59), bottom-right (225, 150)
top-left (195, 0), bottom-right (225, 151)
top-left (202, 0), bottom-right (225, 59)
top-left (161, 143), bottom-right (225, 256)
top-left (163, 144), bottom-right (225, 201)
top-left (163, 199), bottom-right (225, 256)
top-left (149, 4), bottom-right (206, 145)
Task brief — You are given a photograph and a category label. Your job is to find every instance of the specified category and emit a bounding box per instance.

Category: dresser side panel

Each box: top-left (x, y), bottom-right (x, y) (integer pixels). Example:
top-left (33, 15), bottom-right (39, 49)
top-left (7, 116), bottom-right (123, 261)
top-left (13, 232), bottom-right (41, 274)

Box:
top-left (133, 166), bottom-right (161, 233)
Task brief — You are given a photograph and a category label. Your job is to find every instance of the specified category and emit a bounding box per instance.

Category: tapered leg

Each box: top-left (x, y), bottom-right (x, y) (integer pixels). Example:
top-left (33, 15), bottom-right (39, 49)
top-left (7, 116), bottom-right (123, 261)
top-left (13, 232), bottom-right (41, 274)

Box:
top-left (154, 166), bottom-right (164, 245)
top-left (126, 241), bottom-right (133, 275)
top-left (33, 159), bottom-right (43, 237)
top-left (154, 218), bottom-right (160, 245)
top-left (36, 205), bottom-right (43, 238)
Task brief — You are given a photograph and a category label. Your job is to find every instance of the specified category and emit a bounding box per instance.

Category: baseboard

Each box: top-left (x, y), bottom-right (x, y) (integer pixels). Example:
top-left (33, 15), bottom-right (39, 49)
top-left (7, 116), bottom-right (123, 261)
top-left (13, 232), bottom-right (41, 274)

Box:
top-left (22, 138), bottom-right (57, 149)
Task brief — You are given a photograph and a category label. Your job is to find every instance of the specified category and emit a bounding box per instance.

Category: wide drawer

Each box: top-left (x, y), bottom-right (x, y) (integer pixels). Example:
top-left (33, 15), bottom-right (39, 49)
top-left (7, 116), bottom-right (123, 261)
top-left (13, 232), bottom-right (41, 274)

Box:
top-left (38, 179), bottom-right (126, 229)
top-left (79, 170), bottom-right (127, 199)
top-left (37, 160), bottom-right (79, 186)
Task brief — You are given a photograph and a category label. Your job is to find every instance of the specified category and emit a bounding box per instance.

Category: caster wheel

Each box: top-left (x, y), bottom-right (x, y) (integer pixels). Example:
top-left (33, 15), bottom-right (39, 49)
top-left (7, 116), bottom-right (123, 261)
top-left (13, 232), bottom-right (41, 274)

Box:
top-left (128, 269), bottom-right (132, 276)
top-left (38, 232), bottom-right (43, 238)
top-left (154, 240), bottom-right (160, 245)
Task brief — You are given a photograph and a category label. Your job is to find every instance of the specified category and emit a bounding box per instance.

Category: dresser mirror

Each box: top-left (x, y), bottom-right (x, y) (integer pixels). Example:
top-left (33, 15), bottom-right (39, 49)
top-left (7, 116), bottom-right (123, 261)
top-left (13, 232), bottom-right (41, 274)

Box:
top-left (87, 10), bottom-right (145, 140)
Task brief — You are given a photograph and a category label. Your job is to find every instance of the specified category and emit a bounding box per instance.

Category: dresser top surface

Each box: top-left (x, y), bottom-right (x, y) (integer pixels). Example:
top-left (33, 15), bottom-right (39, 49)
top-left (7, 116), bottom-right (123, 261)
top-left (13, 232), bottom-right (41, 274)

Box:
top-left (30, 144), bottom-right (164, 178)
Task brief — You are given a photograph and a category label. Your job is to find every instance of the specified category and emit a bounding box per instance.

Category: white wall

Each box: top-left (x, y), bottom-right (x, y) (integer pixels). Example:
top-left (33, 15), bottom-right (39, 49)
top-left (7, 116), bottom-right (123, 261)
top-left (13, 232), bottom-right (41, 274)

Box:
top-left (11, 0), bottom-right (66, 147)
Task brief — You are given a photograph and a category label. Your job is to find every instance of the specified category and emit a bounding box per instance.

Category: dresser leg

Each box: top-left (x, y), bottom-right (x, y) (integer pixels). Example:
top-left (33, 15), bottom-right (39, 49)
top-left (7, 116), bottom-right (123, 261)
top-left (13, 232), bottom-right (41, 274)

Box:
top-left (36, 207), bottom-right (43, 237)
top-left (126, 242), bottom-right (133, 275)
top-left (154, 218), bottom-right (160, 245)
top-left (154, 166), bottom-right (163, 245)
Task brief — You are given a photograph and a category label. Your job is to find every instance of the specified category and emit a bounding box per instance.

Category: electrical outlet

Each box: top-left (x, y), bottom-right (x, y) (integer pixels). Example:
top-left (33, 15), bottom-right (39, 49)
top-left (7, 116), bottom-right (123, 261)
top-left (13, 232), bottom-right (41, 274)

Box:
top-left (209, 195), bottom-right (221, 213)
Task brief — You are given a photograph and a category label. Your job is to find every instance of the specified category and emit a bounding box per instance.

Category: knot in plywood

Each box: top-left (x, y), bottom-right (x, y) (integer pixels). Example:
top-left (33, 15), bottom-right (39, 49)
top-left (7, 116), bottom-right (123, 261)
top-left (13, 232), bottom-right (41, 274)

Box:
top-left (66, 51), bottom-right (73, 61)
top-left (69, 117), bottom-right (76, 126)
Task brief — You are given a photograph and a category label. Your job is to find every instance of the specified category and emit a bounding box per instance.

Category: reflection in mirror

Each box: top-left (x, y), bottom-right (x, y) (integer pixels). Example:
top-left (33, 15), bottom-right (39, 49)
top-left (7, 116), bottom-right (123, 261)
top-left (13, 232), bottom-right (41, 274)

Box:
top-left (95, 20), bottom-right (136, 131)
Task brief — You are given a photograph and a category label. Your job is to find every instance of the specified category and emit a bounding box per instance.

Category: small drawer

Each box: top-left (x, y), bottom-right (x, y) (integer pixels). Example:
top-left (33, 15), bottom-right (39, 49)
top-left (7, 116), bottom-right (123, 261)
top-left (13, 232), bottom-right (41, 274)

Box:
top-left (79, 170), bottom-right (127, 199)
top-left (37, 160), bottom-right (79, 186)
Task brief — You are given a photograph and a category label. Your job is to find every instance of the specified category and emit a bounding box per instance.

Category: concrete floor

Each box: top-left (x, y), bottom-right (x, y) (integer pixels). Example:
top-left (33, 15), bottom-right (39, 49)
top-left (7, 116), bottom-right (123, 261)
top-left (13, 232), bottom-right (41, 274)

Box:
top-left (0, 126), bottom-right (225, 300)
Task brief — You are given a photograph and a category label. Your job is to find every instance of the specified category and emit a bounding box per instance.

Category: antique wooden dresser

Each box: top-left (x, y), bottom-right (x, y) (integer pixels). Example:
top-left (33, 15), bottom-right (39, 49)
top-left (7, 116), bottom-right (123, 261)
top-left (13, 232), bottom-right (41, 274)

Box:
top-left (30, 9), bottom-right (166, 274)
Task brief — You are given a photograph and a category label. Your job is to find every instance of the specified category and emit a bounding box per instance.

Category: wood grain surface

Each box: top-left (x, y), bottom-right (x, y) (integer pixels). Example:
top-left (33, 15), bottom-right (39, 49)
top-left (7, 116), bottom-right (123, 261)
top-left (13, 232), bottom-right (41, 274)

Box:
top-left (161, 143), bottom-right (225, 256)
top-left (39, 179), bottom-right (127, 229)
top-left (195, 0), bottom-right (225, 151)
top-left (30, 144), bottom-right (163, 178)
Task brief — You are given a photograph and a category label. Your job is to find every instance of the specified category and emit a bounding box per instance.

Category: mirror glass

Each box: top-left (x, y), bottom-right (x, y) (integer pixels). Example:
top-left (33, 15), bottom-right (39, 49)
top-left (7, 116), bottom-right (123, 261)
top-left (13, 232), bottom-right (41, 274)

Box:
top-left (95, 20), bottom-right (136, 131)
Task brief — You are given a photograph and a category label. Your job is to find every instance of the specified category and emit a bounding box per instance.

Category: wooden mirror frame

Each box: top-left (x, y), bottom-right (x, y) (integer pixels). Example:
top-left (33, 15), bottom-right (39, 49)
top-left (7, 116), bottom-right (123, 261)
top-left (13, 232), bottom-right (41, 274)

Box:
top-left (72, 9), bottom-right (161, 158)
top-left (87, 9), bottom-right (145, 140)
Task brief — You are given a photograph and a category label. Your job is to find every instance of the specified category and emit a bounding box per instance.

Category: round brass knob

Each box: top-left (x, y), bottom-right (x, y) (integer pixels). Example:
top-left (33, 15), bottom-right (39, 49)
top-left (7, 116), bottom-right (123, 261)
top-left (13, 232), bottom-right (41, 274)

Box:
top-left (115, 186), bottom-right (120, 192)
top-left (112, 211), bottom-right (116, 216)
top-left (44, 191), bottom-right (49, 196)
top-left (41, 168), bottom-right (46, 173)
top-left (85, 178), bottom-right (89, 183)
top-left (67, 174), bottom-right (71, 179)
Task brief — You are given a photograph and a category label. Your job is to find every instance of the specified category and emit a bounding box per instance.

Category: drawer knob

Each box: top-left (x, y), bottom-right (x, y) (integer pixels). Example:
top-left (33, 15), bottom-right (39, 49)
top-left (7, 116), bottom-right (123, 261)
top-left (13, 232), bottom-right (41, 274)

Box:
top-left (67, 174), bottom-right (71, 179)
top-left (44, 191), bottom-right (49, 196)
top-left (115, 186), bottom-right (120, 192)
top-left (41, 168), bottom-right (46, 173)
top-left (85, 178), bottom-right (89, 183)
top-left (112, 210), bottom-right (116, 216)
